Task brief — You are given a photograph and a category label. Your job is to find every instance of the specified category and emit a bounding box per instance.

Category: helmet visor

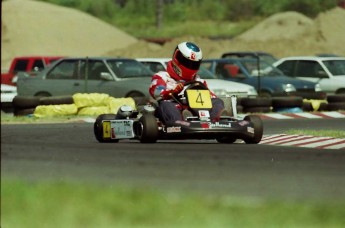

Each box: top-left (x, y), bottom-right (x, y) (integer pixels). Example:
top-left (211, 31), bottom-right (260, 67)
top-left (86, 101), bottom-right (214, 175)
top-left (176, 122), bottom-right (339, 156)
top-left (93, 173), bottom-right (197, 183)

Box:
top-left (175, 50), bottom-right (201, 70)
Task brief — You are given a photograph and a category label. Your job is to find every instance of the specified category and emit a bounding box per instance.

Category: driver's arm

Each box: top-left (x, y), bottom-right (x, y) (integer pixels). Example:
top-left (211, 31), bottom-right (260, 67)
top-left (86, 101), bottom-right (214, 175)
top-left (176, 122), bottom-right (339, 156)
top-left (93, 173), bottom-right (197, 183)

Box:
top-left (149, 76), bottom-right (183, 100)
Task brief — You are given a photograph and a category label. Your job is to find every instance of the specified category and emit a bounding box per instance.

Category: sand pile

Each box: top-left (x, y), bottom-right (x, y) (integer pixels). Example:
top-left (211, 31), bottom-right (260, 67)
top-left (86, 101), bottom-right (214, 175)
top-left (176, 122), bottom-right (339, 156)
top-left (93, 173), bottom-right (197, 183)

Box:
top-left (1, 0), bottom-right (137, 69)
top-left (1, 0), bottom-right (344, 70)
top-left (106, 7), bottom-right (345, 59)
top-left (236, 11), bottom-right (316, 41)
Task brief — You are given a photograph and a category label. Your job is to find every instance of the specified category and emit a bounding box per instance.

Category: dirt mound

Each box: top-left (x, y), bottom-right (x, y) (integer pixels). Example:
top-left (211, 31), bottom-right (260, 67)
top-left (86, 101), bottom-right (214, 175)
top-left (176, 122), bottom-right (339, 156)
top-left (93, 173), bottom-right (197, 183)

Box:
top-left (314, 7), bottom-right (345, 52)
top-left (106, 7), bottom-right (345, 59)
top-left (237, 11), bottom-right (315, 41)
top-left (2, 0), bottom-right (344, 70)
top-left (1, 0), bottom-right (137, 69)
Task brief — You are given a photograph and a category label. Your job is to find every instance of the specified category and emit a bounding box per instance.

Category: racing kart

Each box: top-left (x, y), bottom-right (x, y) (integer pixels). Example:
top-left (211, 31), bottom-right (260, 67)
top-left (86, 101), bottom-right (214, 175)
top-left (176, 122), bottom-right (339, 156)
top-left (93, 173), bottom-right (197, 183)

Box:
top-left (94, 81), bottom-right (263, 144)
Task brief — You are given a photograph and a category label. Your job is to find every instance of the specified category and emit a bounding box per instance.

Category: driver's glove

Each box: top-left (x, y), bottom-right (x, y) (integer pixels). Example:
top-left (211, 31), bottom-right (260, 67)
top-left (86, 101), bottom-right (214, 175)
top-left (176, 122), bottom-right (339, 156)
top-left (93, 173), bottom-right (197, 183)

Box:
top-left (172, 82), bottom-right (184, 95)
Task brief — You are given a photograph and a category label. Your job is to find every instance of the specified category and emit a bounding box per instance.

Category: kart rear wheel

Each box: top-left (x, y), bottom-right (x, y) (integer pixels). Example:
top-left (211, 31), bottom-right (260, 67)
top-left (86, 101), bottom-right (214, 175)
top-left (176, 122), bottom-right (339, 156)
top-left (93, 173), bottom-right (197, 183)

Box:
top-left (94, 114), bottom-right (119, 143)
top-left (216, 137), bottom-right (236, 144)
top-left (243, 115), bottom-right (263, 144)
top-left (137, 113), bottom-right (158, 143)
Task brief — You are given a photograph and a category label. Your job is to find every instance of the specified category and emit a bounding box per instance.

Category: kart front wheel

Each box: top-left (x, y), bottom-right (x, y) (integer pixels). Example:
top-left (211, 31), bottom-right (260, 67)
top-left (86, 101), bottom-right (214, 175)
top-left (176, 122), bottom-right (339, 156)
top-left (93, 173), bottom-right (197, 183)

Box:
top-left (243, 115), bottom-right (263, 144)
top-left (94, 114), bottom-right (119, 143)
top-left (136, 113), bottom-right (158, 143)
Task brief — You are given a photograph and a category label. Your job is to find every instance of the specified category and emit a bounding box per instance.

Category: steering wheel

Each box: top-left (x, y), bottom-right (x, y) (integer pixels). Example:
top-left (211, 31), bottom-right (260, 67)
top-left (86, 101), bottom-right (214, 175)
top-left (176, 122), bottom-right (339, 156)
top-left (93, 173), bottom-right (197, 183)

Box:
top-left (183, 80), bottom-right (208, 90)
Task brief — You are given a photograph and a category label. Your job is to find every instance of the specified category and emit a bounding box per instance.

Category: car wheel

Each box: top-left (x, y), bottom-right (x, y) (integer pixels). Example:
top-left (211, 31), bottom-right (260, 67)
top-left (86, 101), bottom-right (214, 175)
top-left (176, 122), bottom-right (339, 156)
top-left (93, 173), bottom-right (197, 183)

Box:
top-left (35, 92), bottom-right (51, 98)
top-left (243, 115), bottom-right (263, 144)
top-left (93, 114), bottom-right (119, 143)
top-left (136, 113), bottom-right (158, 143)
top-left (259, 91), bottom-right (272, 98)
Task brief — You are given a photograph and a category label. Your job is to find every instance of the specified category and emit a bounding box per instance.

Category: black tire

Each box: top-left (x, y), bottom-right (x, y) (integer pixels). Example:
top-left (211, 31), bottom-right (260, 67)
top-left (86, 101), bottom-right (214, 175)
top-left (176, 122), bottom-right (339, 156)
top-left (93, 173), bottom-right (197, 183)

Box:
top-left (327, 94), bottom-right (345, 103)
top-left (258, 91), bottom-right (272, 98)
top-left (39, 96), bottom-right (74, 105)
top-left (1, 102), bottom-right (14, 113)
top-left (272, 97), bottom-right (303, 108)
top-left (327, 102), bottom-right (345, 111)
top-left (34, 92), bottom-right (51, 97)
top-left (216, 137), bottom-right (236, 144)
top-left (243, 115), bottom-right (263, 144)
top-left (318, 102), bottom-right (328, 111)
top-left (12, 96), bottom-right (40, 109)
top-left (241, 97), bottom-right (272, 108)
top-left (136, 113), bottom-right (158, 143)
top-left (14, 108), bottom-right (36, 116)
top-left (243, 106), bottom-right (271, 113)
top-left (93, 114), bottom-right (119, 143)
top-left (302, 102), bottom-right (313, 112)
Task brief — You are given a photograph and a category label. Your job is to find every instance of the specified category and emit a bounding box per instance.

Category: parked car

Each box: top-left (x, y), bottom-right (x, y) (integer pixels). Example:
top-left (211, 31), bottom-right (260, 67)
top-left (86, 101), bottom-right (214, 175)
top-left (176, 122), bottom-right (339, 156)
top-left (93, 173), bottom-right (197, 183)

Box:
top-left (273, 56), bottom-right (345, 95)
top-left (137, 58), bottom-right (258, 98)
top-left (201, 58), bottom-right (325, 99)
top-left (16, 57), bottom-right (155, 105)
top-left (221, 51), bottom-right (278, 65)
top-left (2, 56), bottom-right (63, 86)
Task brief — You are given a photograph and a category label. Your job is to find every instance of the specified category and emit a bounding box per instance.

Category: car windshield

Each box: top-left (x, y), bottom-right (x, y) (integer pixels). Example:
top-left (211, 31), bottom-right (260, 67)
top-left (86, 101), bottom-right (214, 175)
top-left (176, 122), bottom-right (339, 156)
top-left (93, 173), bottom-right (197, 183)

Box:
top-left (240, 59), bottom-right (285, 77)
top-left (107, 59), bottom-right (154, 78)
top-left (322, 60), bottom-right (345, 76)
top-left (198, 66), bottom-right (217, 79)
top-left (164, 61), bottom-right (217, 79)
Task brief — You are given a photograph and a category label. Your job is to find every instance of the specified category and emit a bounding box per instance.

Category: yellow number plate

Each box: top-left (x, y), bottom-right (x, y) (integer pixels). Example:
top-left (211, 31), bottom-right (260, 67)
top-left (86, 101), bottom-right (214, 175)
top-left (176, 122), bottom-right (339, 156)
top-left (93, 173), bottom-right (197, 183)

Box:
top-left (102, 121), bottom-right (111, 138)
top-left (186, 90), bottom-right (212, 109)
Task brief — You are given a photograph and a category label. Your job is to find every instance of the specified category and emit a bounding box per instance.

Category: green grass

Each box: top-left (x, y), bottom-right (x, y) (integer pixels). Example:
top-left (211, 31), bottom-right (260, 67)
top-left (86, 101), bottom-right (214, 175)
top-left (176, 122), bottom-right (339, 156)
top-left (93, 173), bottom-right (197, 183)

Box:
top-left (119, 20), bottom-right (258, 39)
top-left (284, 129), bottom-right (345, 138)
top-left (2, 179), bottom-right (345, 228)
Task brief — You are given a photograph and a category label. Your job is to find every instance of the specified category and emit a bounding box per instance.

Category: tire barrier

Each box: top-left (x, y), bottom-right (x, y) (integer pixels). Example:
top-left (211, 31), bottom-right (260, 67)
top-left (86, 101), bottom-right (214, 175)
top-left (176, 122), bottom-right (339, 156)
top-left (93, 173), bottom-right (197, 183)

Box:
top-left (12, 96), bottom-right (40, 116)
top-left (272, 97), bottom-right (303, 113)
top-left (326, 94), bottom-right (345, 111)
top-left (39, 95), bottom-right (74, 106)
top-left (241, 97), bottom-right (272, 113)
top-left (9, 94), bottom-right (344, 117)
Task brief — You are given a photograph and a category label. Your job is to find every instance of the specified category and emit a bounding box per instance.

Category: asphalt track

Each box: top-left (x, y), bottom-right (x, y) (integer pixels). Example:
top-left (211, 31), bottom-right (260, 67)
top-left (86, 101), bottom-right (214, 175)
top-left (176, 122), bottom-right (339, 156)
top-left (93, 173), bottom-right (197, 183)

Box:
top-left (1, 118), bottom-right (345, 201)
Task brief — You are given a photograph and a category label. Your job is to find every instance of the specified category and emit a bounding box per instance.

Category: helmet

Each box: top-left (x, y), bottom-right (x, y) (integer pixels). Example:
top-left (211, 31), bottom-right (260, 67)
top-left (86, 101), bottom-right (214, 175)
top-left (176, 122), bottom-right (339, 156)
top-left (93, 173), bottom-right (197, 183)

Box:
top-left (168, 41), bottom-right (203, 81)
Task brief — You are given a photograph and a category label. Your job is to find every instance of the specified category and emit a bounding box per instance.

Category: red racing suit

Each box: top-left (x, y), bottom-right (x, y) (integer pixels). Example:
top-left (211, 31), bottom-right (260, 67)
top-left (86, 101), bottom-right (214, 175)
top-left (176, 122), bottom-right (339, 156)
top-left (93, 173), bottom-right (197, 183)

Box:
top-left (148, 61), bottom-right (224, 124)
top-left (149, 62), bottom-right (217, 101)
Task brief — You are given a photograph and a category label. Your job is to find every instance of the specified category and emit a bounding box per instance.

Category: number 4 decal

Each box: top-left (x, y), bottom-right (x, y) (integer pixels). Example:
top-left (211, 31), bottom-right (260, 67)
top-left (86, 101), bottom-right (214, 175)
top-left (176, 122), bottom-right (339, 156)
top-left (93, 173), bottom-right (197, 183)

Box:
top-left (196, 92), bottom-right (204, 106)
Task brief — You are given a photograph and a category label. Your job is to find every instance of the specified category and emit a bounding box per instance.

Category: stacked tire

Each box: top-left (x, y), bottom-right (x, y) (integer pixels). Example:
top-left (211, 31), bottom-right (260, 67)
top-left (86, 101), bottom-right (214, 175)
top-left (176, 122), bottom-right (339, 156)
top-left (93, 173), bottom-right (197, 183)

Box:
top-left (12, 95), bottom-right (74, 116)
top-left (271, 97), bottom-right (303, 113)
top-left (12, 96), bottom-right (40, 116)
top-left (240, 97), bottom-right (272, 113)
top-left (326, 94), bottom-right (345, 111)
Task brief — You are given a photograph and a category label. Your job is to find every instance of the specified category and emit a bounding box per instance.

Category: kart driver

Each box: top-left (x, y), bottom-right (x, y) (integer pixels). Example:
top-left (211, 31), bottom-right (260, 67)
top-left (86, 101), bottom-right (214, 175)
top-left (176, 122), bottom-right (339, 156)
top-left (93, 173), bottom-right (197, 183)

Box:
top-left (149, 41), bottom-right (228, 124)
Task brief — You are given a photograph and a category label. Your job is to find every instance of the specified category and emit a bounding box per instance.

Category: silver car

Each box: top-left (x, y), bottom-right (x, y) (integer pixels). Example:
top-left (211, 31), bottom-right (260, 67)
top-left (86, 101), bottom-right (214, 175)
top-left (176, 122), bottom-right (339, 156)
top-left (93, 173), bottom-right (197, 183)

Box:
top-left (136, 58), bottom-right (258, 98)
top-left (16, 57), bottom-right (155, 105)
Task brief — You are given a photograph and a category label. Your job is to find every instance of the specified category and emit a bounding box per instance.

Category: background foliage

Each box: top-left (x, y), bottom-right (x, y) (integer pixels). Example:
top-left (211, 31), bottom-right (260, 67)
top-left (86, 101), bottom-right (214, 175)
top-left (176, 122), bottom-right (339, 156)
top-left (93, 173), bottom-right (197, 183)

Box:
top-left (37, 0), bottom-right (340, 38)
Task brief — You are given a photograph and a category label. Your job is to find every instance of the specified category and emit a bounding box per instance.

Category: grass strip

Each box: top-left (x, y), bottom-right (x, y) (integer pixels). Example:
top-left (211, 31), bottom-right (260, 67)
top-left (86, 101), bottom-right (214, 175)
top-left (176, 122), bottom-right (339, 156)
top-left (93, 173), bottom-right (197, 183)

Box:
top-left (2, 179), bottom-right (345, 228)
top-left (284, 129), bottom-right (345, 138)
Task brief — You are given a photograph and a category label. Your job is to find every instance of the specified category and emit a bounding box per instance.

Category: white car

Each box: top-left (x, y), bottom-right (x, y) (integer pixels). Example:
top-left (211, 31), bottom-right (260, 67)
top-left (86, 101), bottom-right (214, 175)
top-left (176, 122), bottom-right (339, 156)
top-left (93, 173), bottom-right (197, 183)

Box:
top-left (137, 58), bottom-right (258, 98)
top-left (273, 56), bottom-right (345, 95)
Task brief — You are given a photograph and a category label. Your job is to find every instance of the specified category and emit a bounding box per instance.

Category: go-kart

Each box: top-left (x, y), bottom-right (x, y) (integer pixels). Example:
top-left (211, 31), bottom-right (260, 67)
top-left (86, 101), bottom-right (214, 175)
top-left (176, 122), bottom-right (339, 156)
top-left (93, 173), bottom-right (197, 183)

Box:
top-left (94, 81), bottom-right (263, 144)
